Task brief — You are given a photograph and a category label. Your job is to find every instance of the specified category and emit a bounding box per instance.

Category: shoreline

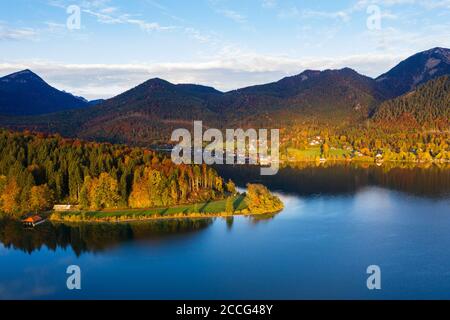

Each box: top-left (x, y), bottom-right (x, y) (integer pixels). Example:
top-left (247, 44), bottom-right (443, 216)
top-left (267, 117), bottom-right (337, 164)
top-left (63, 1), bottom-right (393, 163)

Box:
top-left (48, 192), bottom-right (284, 224)
top-left (281, 159), bottom-right (450, 165)
top-left (2, 185), bottom-right (286, 225)
top-left (48, 208), bottom-right (284, 224)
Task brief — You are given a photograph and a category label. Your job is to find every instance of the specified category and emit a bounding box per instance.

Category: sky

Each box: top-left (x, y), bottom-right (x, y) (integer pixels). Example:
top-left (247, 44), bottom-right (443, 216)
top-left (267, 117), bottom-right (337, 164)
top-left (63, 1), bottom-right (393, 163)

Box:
top-left (0, 0), bottom-right (449, 100)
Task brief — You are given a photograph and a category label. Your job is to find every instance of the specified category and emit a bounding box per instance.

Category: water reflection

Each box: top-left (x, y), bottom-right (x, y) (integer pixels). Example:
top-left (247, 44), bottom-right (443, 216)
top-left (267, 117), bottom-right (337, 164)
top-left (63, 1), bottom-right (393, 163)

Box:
top-left (1, 164), bottom-right (450, 299)
top-left (216, 163), bottom-right (450, 198)
top-left (0, 218), bottom-right (213, 256)
top-left (2, 164), bottom-right (449, 256)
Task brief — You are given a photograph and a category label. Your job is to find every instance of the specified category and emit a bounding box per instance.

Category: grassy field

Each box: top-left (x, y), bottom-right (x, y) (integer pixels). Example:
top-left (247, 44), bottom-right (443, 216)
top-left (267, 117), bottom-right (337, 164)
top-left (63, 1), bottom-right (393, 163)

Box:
top-left (287, 147), bottom-right (350, 160)
top-left (288, 147), bottom-right (321, 159)
top-left (52, 194), bottom-right (248, 222)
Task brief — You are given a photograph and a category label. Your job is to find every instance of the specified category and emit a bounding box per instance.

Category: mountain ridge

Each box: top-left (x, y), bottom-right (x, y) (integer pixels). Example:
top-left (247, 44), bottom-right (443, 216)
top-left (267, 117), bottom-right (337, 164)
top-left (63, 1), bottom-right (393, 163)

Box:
top-left (0, 69), bottom-right (89, 115)
top-left (0, 47), bottom-right (448, 145)
top-left (376, 47), bottom-right (450, 98)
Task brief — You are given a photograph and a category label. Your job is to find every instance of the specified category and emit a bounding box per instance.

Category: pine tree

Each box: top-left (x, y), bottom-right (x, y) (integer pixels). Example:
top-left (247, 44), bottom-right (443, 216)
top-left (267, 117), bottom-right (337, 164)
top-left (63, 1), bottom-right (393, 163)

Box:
top-left (225, 196), bottom-right (234, 214)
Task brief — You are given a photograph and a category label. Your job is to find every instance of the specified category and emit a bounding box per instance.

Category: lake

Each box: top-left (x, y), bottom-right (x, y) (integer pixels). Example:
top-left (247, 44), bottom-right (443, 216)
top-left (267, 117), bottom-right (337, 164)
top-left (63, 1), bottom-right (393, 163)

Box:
top-left (1, 163), bottom-right (450, 299)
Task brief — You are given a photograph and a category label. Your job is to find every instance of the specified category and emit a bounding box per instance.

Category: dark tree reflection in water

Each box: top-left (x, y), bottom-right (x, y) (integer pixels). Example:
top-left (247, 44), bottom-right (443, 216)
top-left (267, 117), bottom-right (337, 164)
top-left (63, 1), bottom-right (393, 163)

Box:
top-left (216, 163), bottom-right (450, 198)
top-left (0, 218), bottom-right (213, 256)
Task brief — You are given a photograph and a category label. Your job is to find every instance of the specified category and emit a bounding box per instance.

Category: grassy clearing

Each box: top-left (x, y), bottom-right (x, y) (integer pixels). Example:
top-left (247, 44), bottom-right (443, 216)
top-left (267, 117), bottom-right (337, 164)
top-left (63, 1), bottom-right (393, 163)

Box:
top-left (52, 194), bottom-right (248, 222)
top-left (287, 147), bottom-right (350, 160)
top-left (329, 148), bottom-right (350, 157)
top-left (288, 147), bottom-right (321, 159)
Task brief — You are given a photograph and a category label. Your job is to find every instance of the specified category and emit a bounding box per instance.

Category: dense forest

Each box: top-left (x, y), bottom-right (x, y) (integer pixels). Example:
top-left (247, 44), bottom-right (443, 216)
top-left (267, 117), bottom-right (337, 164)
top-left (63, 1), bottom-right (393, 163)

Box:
top-left (0, 129), bottom-right (235, 217)
top-left (279, 76), bottom-right (449, 163)
top-left (373, 76), bottom-right (449, 127)
top-left (280, 125), bottom-right (449, 162)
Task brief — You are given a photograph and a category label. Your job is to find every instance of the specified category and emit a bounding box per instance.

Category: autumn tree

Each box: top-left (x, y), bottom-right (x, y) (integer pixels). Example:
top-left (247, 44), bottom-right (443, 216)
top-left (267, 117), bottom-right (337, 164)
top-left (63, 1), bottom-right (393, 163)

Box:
top-left (245, 184), bottom-right (283, 214)
top-left (89, 173), bottom-right (120, 210)
top-left (30, 184), bottom-right (54, 212)
top-left (225, 196), bottom-right (234, 214)
top-left (79, 176), bottom-right (92, 209)
top-left (0, 178), bottom-right (21, 215)
top-left (226, 179), bottom-right (237, 195)
top-left (0, 176), bottom-right (6, 195)
top-left (321, 143), bottom-right (330, 158)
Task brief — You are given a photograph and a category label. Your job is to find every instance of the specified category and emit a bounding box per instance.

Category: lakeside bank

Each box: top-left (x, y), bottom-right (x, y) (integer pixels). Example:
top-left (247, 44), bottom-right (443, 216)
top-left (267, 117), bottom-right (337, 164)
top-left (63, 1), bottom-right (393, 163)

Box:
top-left (49, 192), bottom-right (284, 224)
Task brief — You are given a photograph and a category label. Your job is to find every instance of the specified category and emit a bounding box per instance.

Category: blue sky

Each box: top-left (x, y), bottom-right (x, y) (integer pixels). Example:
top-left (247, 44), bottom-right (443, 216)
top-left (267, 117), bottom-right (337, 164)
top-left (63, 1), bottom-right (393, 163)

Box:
top-left (0, 0), bottom-right (449, 99)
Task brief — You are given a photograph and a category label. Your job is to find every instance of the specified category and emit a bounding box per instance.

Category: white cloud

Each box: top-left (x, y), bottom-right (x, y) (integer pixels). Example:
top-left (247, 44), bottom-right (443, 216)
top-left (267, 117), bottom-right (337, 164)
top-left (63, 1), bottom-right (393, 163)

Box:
top-left (100, 6), bottom-right (118, 14)
top-left (82, 8), bottom-right (176, 31)
top-left (0, 52), bottom-right (408, 100)
top-left (278, 0), bottom-right (448, 23)
top-left (278, 6), bottom-right (353, 22)
top-left (262, 0), bottom-right (277, 9)
top-left (301, 9), bottom-right (352, 22)
top-left (46, 0), bottom-right (214, 44)
top-left (207, 0), bottom-right (248, 24)
top-left (2, 0), bottom-right (446, 102)
top-left (184, 27), bottom-right (214, 43)
top-left (0, 24), bottom-right (38, 41)
top-left (354, 0), bottom-right (450, 10)
top-left (219, 9), bottom-right (247, 23)
top-left (48, 0), bottom-right (176, 32)
top-left (364, 23), bottom-right (450, 52)
top-left (419, 0), bottom-right (450, 9)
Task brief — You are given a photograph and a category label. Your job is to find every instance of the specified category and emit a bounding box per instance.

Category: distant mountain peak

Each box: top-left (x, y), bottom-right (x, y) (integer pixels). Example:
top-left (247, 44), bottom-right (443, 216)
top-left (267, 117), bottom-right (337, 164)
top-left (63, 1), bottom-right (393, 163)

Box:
top-left (148, 77), bottom-right (166, 82)
top-left (375, 47), bottom-right (450, 97)
top-left (0, 69), bottom-right (89, 115)
top-left (12, 69), bottom-right (34, 75)
top-left (177, 83), bottom-right (223, 95)
top-left (337, 67), bottom-right (359, 74)
top-left (1, 69), bottom-right (45, 84)
top-left (144, 77), bottom-right (173, 86)
top-left (296, 67), bottom-right (360, 78)
top-left (300, 69), bottom-right (321, 75)
top-left (420, 47), bottom-right (450, 66)
top-left (424, 47), bottom-right (450, 56)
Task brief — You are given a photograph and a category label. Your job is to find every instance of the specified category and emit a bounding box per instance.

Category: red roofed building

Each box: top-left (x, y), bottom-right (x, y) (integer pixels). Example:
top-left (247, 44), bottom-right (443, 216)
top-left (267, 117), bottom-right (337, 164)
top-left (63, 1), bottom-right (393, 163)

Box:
top-left (22, 215), bottom-right (46, 227)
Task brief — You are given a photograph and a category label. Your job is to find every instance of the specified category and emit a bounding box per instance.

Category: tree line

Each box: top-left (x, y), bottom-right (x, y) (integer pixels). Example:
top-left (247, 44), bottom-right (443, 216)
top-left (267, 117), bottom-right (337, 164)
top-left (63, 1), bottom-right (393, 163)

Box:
top-left (0, 129), bottom-right (235, 217)
top-left (280, 124), bottom-right (449, 162)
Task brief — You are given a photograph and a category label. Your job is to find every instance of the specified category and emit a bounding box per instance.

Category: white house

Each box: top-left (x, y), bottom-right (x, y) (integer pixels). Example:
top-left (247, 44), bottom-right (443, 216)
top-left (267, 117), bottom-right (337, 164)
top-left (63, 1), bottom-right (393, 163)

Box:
top-left (53, 204), bottom-right (76, 212)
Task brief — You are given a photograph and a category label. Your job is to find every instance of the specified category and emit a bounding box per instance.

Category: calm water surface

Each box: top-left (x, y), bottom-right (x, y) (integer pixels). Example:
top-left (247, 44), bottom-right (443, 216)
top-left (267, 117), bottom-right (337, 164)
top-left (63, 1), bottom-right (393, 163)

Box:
top-left (1, 164), bottom-right (450, 299)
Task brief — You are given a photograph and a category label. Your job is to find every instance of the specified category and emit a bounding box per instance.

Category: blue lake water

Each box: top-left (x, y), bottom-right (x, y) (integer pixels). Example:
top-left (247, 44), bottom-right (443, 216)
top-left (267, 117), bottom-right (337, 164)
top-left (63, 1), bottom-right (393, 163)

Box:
top-left (1, 164), bottom-right (450, 299)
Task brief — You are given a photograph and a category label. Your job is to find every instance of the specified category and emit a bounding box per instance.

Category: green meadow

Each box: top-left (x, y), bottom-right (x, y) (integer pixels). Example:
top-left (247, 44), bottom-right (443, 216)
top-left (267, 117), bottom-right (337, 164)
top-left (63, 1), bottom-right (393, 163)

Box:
top-left (52, 194), bottom-right (248, 222)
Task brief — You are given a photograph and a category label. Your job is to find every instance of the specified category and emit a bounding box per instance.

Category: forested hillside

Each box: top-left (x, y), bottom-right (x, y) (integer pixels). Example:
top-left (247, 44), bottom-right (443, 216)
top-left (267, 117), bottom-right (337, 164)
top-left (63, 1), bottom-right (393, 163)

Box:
top-left (0, 130), bottom-right (232, 217)
top-left (373, 76), bottom-right (449, 128)
top-left (0, 68), bottom-right (388, 145)
top-left (0, 48), bottom-right (448, 147)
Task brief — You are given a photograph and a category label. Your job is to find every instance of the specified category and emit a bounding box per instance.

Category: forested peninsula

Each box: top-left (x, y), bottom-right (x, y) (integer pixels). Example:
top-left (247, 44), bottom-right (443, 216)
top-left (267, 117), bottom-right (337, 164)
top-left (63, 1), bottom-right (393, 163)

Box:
top-left (0, 130), bottom-right (283, 222)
